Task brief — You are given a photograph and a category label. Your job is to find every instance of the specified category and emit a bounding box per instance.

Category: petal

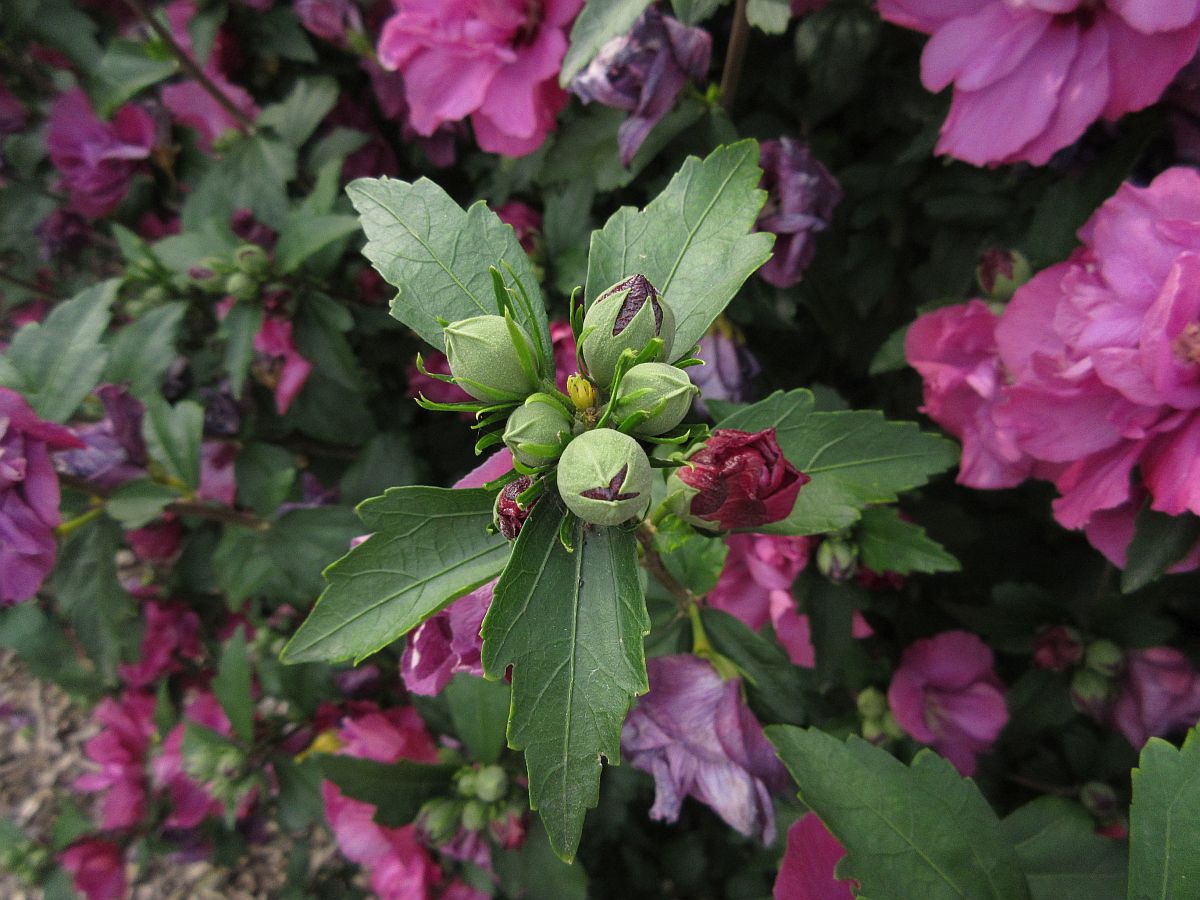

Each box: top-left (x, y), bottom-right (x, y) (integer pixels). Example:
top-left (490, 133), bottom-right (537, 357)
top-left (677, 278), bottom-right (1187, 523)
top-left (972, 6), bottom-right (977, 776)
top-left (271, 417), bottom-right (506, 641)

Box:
top-left (1102, 13), bottom-right (1200, 118)
top-left (1107, 0), bottom-right (1200, 34)
top-left (921, 4), bottom-right (1048, 93)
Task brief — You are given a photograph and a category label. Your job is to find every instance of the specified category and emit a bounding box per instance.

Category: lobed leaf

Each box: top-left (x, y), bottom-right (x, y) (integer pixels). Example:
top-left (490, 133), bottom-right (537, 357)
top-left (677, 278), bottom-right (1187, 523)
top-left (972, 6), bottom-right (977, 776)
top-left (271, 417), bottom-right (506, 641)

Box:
top-left (1128, 728), bottom-right (1200, 899)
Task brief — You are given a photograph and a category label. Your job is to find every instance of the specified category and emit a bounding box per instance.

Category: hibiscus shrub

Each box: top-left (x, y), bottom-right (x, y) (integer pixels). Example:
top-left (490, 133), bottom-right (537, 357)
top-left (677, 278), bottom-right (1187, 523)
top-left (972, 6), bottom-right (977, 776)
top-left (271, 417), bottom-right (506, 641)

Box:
top-left (3, 1), bottom-right (1200, 898)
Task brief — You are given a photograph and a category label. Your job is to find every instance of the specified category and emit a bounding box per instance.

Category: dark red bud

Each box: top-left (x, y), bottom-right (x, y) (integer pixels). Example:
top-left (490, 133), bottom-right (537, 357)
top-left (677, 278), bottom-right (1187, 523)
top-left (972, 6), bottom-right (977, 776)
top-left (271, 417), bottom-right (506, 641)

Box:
top-left (496, 476), bottom-right (535, 540)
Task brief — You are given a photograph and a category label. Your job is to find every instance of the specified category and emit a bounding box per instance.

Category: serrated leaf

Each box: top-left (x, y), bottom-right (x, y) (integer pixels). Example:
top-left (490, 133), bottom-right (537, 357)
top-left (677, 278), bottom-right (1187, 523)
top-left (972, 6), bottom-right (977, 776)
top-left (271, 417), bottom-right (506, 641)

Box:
top-left (584, 141), bottom-right (774, 359)
top-left (1120, 508), bottom-right (1200, 594)
top-left (481, 499), bottom-right (649, 862)
top-left (720, 389), bottom-right (959, 534)
top-left (559, 0), bottom-right (652, 86)
top-left (1001, 797), bottom-right (1126, 900)
top-left (282, 488), bottom-right (510, 665)
top-left (1128, 728), bottom-right (1200, 899)
top-left (857, 506), bottom-right (960, 575)
top-left (258, 76), bottom-right (339, 147)
top-left (671, 0), bottom-right (728, 24)
top-left (0, 280), bottom-right (116, 421)
top-left (103, 302), bottom-right (185, 400)
top-left (318, 756), bottom-right (456, 827)
top-left (275, 214), bottom-right (360, 274)
top-left (495, 815), bottom-right (590, 900)
top-left (213, 626), bottom-right (254, 743)
top-left (142, 396), bottom-right (204, 490)
top-left (90, 39), bottom-right (177, 114)
top-left (347, 176), bottom-right (551, 361)
top-left (768, 726), bottom-right (1031, 900)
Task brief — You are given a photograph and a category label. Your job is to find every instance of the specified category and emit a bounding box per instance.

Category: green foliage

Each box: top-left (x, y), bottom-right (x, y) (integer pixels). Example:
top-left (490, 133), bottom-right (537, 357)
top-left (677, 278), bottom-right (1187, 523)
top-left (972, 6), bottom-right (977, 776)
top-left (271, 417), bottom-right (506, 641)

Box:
top-left (481, 499), bottom-right (649, 861)
top-left (275, 215), bottom-right (360, 275)
top-left (443, 674), bottom-right (511, 765)
top-left (318, 756), bottom-right (456, 828)
top-left (348, 176), bottom-right (552, 361)
top-left (258, 76), bottom-right (339, 148)
top-left (720, 389), bottom-right (959, 534)
top-left (219, 300), bottom-right (262, 399)
top-left (768, 726), bottom-right (1031, 899)
top-left (747, 0), bottom-right (791, 33)
top-left (653, 514), bottom-right (728, 596)
top-left (282, 488), bottom-right (510, 664)
top-left (559, 0), bottom-right (653, 86)
top-left (103, 302), bottom-right (185, 400)
top-left (235, 443), bottom-right (297, 517)
top-left (1121, 508), bottom-right (1200, 594)
top-left (496, 816), bottom-right (590, 899)
top-left (213, 627), bottom-right (255, 743)
top-left (0, 281), bottom-right (116, 421)
top-left (700, 608), bottom-right (809, 725)
top-left (90, 39), bottom-right (177, 115)
top-left (1128, 728), bottom-right (1200, 899)
top-left (105, 480), bottom-right (181, 528)
top-left (141, 396), bottom-right (204, 491)
top-left (584, 140), bottom-right (774, 358)
top-left (1001, 798), bottom-right (1127, 900)
top-left (857, 506), bottom-right (960, 576)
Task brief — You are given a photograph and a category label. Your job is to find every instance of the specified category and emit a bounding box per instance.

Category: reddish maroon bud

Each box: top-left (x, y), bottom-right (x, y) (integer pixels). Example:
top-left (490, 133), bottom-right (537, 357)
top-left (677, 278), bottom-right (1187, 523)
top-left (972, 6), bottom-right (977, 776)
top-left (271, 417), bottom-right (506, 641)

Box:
top-left (856, 567), bottom-right (906, 592)
top-left (976, 248), bottom-right (1030, 300)
top-left (494, 476), bottom-right (535, 540)
top-left (676, 428), bottom-right (809, 531)
top-left (1032, 625), bottom-right (1084, 672)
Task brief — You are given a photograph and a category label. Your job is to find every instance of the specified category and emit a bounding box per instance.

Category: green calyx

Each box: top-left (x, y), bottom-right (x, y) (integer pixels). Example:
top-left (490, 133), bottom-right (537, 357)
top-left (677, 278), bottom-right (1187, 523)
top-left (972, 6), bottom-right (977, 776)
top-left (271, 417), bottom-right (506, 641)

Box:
top-left (581, 274), bottom-right (675, 387)
top-left (443, 314), bottom-right (539, 402)
top-left (609, 362), bottom-right (698, 436)
top-left (556, 428), bottom-right (652, 526)
top-left (503, 395), bottom-right (574, 468)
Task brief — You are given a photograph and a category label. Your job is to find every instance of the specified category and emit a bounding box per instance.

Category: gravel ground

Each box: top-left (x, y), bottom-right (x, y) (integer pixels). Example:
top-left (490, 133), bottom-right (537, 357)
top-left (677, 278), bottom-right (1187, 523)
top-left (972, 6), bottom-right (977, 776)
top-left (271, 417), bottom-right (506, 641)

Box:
top-left (0, 651), bottom-right (341, 899)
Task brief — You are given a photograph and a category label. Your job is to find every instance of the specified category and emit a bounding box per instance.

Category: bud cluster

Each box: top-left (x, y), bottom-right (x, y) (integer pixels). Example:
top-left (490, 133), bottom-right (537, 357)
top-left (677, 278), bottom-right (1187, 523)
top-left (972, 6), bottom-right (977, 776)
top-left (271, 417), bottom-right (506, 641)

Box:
top-left (420, 273), bottom-right (705, 532)
top-left (417, 763), bottom-right (525, 848)
top-left (856, 687), bottom-right (904, 745)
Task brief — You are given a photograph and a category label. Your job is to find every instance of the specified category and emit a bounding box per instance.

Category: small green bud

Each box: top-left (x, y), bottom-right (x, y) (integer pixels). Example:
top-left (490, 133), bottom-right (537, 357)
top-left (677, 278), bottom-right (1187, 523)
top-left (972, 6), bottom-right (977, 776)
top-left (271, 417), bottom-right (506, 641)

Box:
top-left (461, 799), bottom-right (487, 832)
top-left (557, 428), bottom-right (653, 526)
top-left (816, 536), bottom-right (859, 582)
top-left (856, 687), bottom-right (887, 721)
top-left (503, 397), bottom-right (573, 468)
top-left (474, 765), bottom-right (508, 803)
top-left (456, 771), bottom-right (478, 797)
top-left (581, 275), bottom-right (675, 387)
top-left (862, 718), bottom-right (885, 744)
top-left (1079, 782), bottom-right (1119, 820)
top-left (418, 798), bottom-right (462, 844)
top-left (1085, 640), bottom-right (1124, 677)
top-left (609, 362), bottom-right (698, 436)
top-left (443, 315), bottom-right (538, 401)
top-left (188, 257), bottom-right (227, 291)
top-left (976, 248), bottom-right (1031, 301)
top-left (881, 711), bottom-right (905, 741)
top-left (233, 243), bottom-right (270, 279)
top-left (224, 271), bottom-right (258, 301)
top-left (1070, 669), bottom-right (1113, 715)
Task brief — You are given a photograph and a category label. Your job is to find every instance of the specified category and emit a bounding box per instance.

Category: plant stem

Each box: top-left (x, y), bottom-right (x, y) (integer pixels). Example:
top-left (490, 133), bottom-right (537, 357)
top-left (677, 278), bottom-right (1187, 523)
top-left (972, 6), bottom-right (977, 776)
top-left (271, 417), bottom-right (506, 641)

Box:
top-left (719, 0), bottom-right (751, 116)
top-left (123, 0), bottom-right (255, 135)
top-left (60, 475), bottom-right (270, 531)
top-left (635, 521), bottom-right (698, 611)
top-left (55, 506), bottom-right (104, 538)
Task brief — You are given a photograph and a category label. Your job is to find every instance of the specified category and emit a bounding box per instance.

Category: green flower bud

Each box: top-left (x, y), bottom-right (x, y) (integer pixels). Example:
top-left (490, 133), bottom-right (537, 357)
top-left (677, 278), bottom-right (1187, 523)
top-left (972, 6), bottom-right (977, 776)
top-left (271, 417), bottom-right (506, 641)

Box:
top-left (234, 243), bottom-right (270, 279)
top-left (856, 687), bottom-right (887, 721)
top-left (224, 271), bottom-right (258, 301)
top-left (581, 275), bottom-right (675, 387)
top-left (817, 536), bottom-right (859, 582)
top-left (567, 373), bottom-right (598, 411)
top-left (461, 799), bottom-right (487, 832)
top-left (443, 315), bottom-right (538, 401)
top-left (1085, 639), bottom-right (1124, 677)
top-left (456, 771), bottom-right (478, 797)
top-left (503, 396), bottom-right (573, 468)
top-left (609, 362), bottom-right (698, 436)
top-left (189, 257), bottom-right (227, 291)
top-left (474, 765), bottom-right (508, 803)
top-left (556, 429), bottom-right (652, 526)
top-left (418, 798), bottom-right (462, 844)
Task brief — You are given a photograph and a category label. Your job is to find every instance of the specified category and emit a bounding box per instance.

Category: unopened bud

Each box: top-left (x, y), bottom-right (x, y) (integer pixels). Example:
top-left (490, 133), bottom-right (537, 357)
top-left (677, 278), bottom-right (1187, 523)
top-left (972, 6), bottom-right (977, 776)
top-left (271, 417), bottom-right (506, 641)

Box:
top-left (581, 275), bottom-right (675, 387)
top-left (1070, 669), bottom-right (1113, 718)
top-left (494, 476), bottom-right (536, 541)
top-left (609, 362), bottom-right (698, 436)
top-left (1080, 782), bottom-right (1119, 820)
top-left (976, 248), bottom-right (1031, 301)
top-left (474, 765), bottom-right (508, 803)
top-left (461, 799), bottom-right (487, 832)
top-left (443, 315), bottom-right (538, 401)
top-left (503, 397), bottom-right (573, 468)
top-left (567, 373), bottom-right (597, 410)
top-left (456, 771), bottom-right (478, 797)
top-left (1085, 640), bottom-right (1124, 677)
top-left (817, 537), bottom-right (859, 582)
top-left (856, 687), bottom-right (887, 721)
top-left (233, 244), bottom-right (270, 279)
top-left (224, 271), bottom-right (257, 301)
top-left (418, 798), bottom-right (461, 844)
top-left (189, 257), bottom-right (226, 290)
top-left (1032, 625), bottom-right (1084, 672)
top-left (557, 428), bottom-right (653, 526)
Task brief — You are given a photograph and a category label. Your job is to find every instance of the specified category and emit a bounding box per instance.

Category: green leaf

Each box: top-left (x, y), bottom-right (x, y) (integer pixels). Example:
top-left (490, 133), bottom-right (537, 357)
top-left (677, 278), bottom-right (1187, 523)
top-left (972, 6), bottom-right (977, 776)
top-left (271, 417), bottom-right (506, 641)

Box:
top-left (670, 0), bottom-right (728, 24)
top-left (183, 134), bottom-right (296, 232)
top-left (339, 432), bottom-right (425, 505)
top-left (584, 141), bottom-right (774, 359)
top-left (219, 300), bottom-right (262, 399)
top-left (1128, 728), bottom-right (1200, 899)
top-left (559, 0), bottom-right (653, 86)
top-left (1001, 797), bottom-right (1127, 900)
top-left (700, 608), bottom-right (809, 725)
top-left (0, 605), bottom-right (104, 699)
top-left (235, 443), bottom-right (297, 517)
top-left (746, 0), bottom-right (791, 33)
top-left (496, 815), bottom-right (590, 900)
top-left (282, 488), bottom-right (510, 664)
top-left (25, 0), bottom-right (102, 69)
top-left (258, 76), bottom-right (339, 147)
top-left (105, 479), bottom-right (182, 528)
top-left (443, 674), bottom-right (511, 765)
top-left (275, 214), bottom-right (360, 274)
top-left (90, 39), bottom-right (177, 114)
top-left (0, 280), bottom-right (116, 421)
top-left (103, 302), bottom-right (185, 400)
top-left (318, 756), bottom-right (456, 827)
top-left (720, 389), bottom-right (959, 534)
top-left (142, 396), bottom-right (204, 490)
top-left (347, 176), bottom-right (552, 361)
top-left (213, 626), bottom-right (254, 743)
top-left (869, 323), bottom-right (911, 375)
top-left (857, 506), bottom-right (960, 576)
top-left (653, 514), bottom-right (728, 596)
top-left (767, 727), bottom-right (1031, 900)
top-left (481, 500), bottom-right (649, 862)
top-left (1120, 508), bottom-right (1200, 594)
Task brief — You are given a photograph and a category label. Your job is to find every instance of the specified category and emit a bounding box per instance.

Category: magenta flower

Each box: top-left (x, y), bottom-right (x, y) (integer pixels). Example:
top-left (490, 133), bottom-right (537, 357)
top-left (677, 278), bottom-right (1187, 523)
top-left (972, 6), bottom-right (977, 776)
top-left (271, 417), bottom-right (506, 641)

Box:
top-left (118, 601), bottom-right (204, 689)
top-left (296, 0), bottom-right (364, 45)
top-left (59, 839), bottom-right (126, 900)
top-left (57, 384), bottom-right (147, 491)
top-left (1110, 647), bottom-right (1200, 748)
top-left (757, 139), bottom-right (841, 289)
top-left (621, 654), bottom-right (791, 843)
top-left (76, 692), bottom-right (156, 830)
top-left (376, 0), bottom-right (582, 157)
top-left (253, 318), bottom-right (313, 415)
top-left (550, 319), bottom-right (578, 393)
top-left (153, 691), bottom-right (237, 828)
top-left (1, 387), bottom-right (84, 604)
top-left (34, 208), bottom-right (90, 259)
top-left (198, 440), bottom-right (239, 506)
top-left (773, 813), bottom-right (854, 900)
top-left (126, 519), bottom-right (184, 564)
top-left (888, 630), bottom-right (1008, 775)
top-left (495, 200), bottom-right (542, 255)
top-left (46, 88), bottom-right (155, 218)
top-left (878, 1), bottom-right (1200, 167)
top-left (709, 532), bottom-right (813, 630)
top-left (571, 6), bottom-right (711, 166)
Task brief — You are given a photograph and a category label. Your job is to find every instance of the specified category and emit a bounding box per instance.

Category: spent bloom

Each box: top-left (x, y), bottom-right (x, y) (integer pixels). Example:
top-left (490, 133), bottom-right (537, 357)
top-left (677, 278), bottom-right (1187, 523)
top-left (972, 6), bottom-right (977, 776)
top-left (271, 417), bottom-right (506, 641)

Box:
top-left (117, 601), bottom-right (204, 689)
top-left (571, 6), bottom-right (711, 166)
top-left (621, 654), bottom-right (791, 843)
top-left (888, 630), bottom-right (1008, 775)
top-left (46, 89), bottom-right (155, 218)
top-left (377, 0), bottom-right (583, 157)
top-left (878, 0), bottom-right (1200, 167)
top-left (59, 839), bottom-right (126, 900)
top-left (773, 813), bottom-right (854, 900)
top-left (757, 139), bottom-right (841, 289)
top-left (690, 325), bottom-right (761, 415)
top-left (76, 692), bottom-right (156, 830)
top-left (56, 384), bottom-right (147, 491)
top-left (1, 387), bottom-right (84, 604)
top-left (1110, 647), bottom-right (1200, 748)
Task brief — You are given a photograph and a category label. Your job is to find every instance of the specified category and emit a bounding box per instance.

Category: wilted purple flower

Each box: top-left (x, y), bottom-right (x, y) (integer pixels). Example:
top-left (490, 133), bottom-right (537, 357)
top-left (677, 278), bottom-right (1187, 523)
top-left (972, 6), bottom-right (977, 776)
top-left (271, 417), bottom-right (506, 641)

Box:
top-left (1, 388), bottom-right (83, 604)
top-left (621, 654), bottom-right (790, 843)
top-left (1111, 647), bottom-right (1200, 749)
top-left (34, 208), bottom-right (90, 260)
top-left (571, 7), bottom-right (711, 166)
top-left (756, 139), bottom-right (841, 289)
top-left (296, 0), bottom-right (363, 45)
top-left (57, 385), bottom-right (147, 490)
top-left (690, 326), bottom-right (761, 415)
